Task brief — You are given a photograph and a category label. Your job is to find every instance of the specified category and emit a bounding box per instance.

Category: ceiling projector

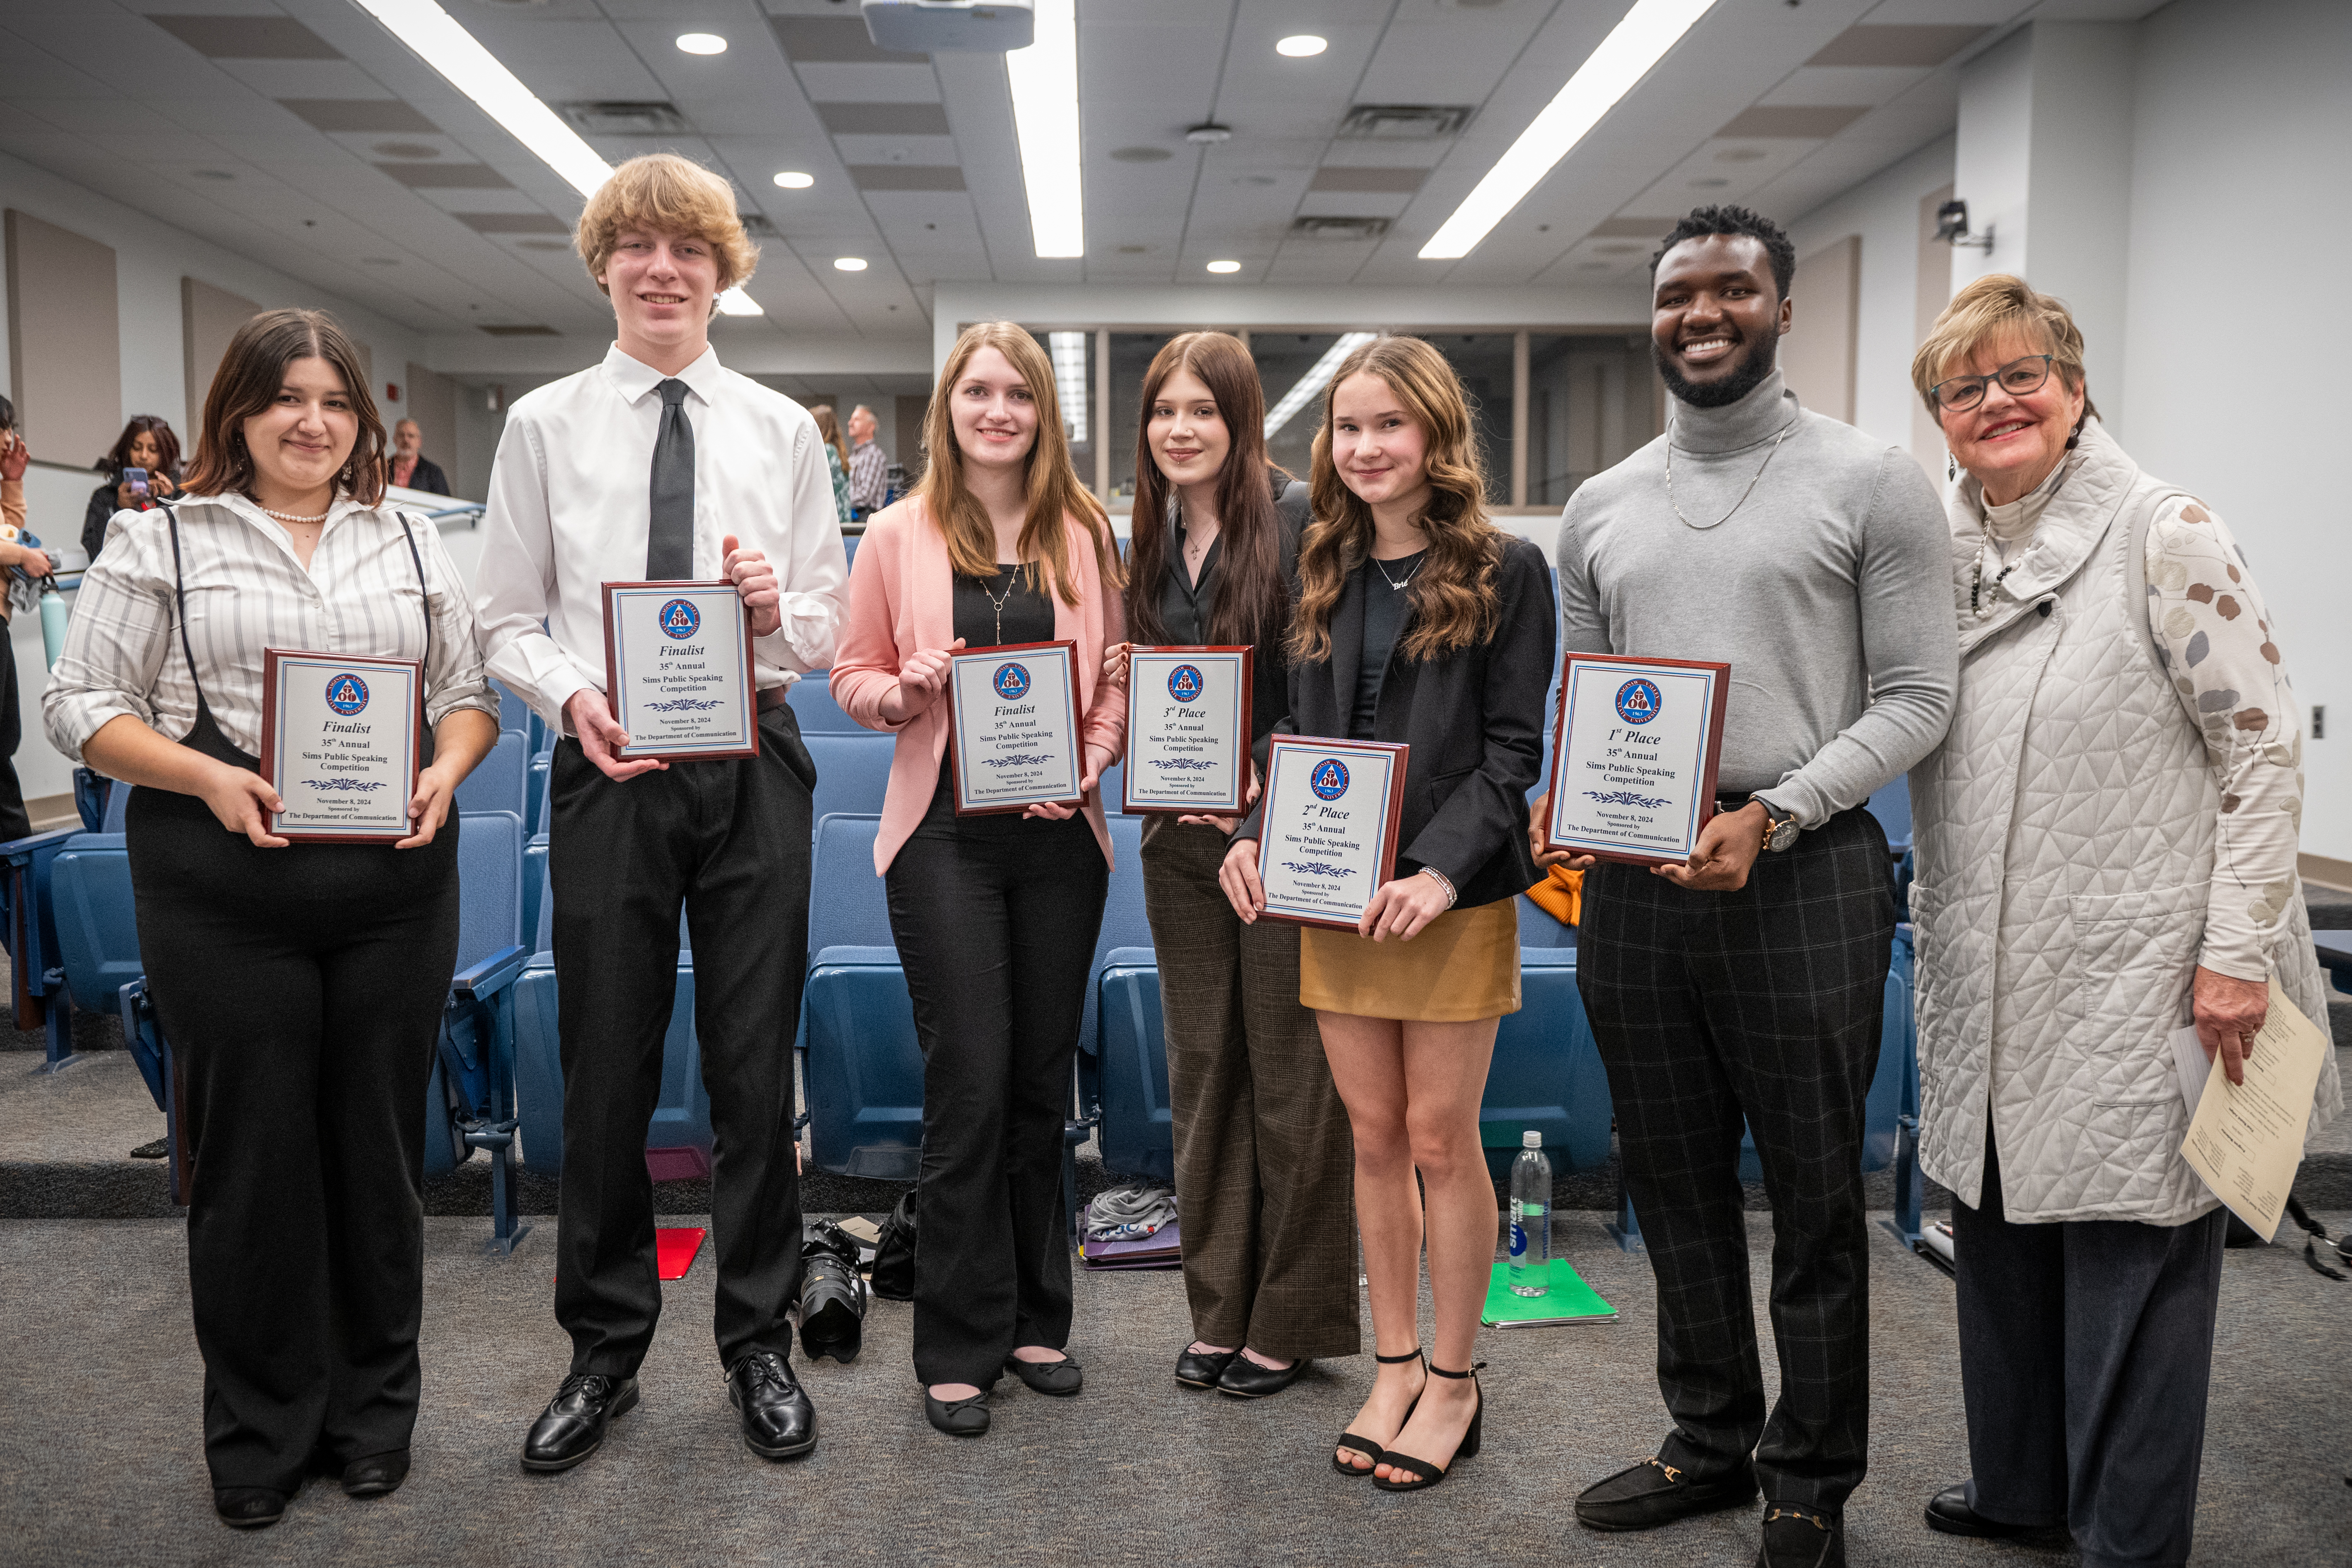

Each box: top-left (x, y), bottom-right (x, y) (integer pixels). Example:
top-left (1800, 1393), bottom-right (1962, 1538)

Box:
top-left (861, 0), bottom-right (1034, 52)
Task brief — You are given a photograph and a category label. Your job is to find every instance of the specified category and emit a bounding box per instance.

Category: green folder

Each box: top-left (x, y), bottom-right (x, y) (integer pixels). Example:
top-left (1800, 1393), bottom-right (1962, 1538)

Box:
top-left (1481, 1259), bottom-right (1616, 1326)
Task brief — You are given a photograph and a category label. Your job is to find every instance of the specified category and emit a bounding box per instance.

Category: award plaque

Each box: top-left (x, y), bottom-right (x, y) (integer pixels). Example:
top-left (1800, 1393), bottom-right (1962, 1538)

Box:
top-left (601, 581), bottom-right (757, 761)
top-left (1254, 736), bottom-right (1408, 929)
top-left (947, 641), bottom-right (1085, 815)
top-left (259, 648), bottom-right (423, 843)
top-left (1543, 652), bottom-right (1730, 866)
top-left (1121, 646), bottom-right (1253, 815)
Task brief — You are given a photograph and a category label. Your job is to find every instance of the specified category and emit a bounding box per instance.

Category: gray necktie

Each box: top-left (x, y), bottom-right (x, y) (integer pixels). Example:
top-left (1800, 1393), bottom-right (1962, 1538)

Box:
top-left (645, 378), bottom-right (695, 579)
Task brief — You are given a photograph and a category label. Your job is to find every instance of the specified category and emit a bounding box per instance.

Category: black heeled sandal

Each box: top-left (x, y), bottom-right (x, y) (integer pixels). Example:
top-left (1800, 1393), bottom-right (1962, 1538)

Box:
top-left (1372, 1361), bottom-right (1483, 1492)
top-left (1333, 1348), bottom-right (1424, 1477)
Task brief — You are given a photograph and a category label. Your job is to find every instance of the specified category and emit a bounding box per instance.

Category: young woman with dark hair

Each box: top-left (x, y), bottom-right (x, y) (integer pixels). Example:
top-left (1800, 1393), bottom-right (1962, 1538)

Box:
top-left (42, 307), bottom-right (498, 1529)
top-left (831, 321), bottom-right (1127, 1437)
top-left (82, 413), bottom-right (183, 563)
top-left (1222, 335), bottom-right (1554, 1491)
top-left (1101, 332), bottom-right (1357, 1399)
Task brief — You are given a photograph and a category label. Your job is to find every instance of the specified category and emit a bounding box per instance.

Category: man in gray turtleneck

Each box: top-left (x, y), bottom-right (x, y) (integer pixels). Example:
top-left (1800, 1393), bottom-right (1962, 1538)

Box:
top-left (1541, 207), bottom-right (1954, 1568)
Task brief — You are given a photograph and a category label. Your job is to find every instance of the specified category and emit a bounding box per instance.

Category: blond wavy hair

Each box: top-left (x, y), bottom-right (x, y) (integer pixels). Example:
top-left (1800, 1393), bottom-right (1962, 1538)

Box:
top-left (1911, 272), bottom-right (2098, 421)
top-left (575, 153), bottom-right (758, 305)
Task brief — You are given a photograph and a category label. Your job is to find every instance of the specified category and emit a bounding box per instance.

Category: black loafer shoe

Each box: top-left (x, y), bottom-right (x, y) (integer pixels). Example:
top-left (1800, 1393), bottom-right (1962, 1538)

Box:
top-left (213, 1488), bottom-right (286, 1529)
top-left (1003, 1353), bottom-right (1083, 1397)
top-left (1575, 1454), bottom-right (1760, 1532)
top-left (1924, 1483), bottom-right (2045, 1538)
top-left (342, 1449), bottom-right (410, 1498)
top-left (522, 1372), bottom-right (639, 1474)
top-left (728, 1350), bottom-right (818, 1459)
top-left (1758, 1506), bottom-right (1844, 1568)
top-left (1216, 1354), bottom-right (1307, 1399)
top-left (1175, 1346), bottom-right (1237, 1389)
top-left (925, 1388), bottom-right (990, 1435)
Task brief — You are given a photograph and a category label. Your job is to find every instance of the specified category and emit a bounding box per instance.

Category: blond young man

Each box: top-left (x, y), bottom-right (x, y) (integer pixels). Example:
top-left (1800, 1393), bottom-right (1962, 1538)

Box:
top-left (474, 154), bottom-right (847, 1471)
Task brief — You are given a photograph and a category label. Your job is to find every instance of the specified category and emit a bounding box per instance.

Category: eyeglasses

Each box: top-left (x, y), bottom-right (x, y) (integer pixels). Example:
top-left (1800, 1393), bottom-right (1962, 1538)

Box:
top-left (1930, 353), bottom-right (2054, 413)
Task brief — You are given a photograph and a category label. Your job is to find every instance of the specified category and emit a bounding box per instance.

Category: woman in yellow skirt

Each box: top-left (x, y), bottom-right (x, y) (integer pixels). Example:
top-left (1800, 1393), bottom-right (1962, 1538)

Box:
top-left (1221, 336), bottom-right (1554, 1491)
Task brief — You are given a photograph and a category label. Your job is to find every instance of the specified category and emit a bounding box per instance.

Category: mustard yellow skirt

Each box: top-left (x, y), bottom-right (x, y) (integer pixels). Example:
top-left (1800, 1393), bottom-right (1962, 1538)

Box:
top-left (1298, 896), bottom-right (1521, 1022)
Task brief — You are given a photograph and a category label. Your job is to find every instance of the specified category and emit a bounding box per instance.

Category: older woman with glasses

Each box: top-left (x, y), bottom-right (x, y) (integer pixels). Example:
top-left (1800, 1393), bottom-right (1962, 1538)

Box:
top-left (1906, 274), bottom-right (2339, 1567)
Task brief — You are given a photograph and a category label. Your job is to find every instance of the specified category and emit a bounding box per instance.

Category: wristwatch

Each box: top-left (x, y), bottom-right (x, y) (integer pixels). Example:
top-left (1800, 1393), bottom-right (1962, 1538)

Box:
top-left (1751, 797), bottom-right (1800, 852)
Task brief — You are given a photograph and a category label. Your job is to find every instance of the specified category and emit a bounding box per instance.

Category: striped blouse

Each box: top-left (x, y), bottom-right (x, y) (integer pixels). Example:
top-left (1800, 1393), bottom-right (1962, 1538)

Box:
top-left (42, 492), bottom-right (495, 762)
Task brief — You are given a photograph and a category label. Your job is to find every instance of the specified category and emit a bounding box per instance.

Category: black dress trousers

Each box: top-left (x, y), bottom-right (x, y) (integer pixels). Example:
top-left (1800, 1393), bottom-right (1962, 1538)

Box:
top-left (0, 624), bottom-right (32, 841)
top-left (1577, 807), bottom-right (1894, 1513)
top-left (547, 701), bottom-right (815, 1377)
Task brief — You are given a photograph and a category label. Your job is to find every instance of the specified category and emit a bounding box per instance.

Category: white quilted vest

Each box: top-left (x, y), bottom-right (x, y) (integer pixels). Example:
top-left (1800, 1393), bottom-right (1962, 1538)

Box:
top-left (1910, 423), bottom-right (2337, 1225)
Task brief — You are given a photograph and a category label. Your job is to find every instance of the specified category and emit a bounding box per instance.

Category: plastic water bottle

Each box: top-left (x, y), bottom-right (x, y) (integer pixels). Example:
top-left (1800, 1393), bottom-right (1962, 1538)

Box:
top-left (1508, 1130), bottom-right (1552, 1296)
top-left (39, 581), bottom-right (68, 669)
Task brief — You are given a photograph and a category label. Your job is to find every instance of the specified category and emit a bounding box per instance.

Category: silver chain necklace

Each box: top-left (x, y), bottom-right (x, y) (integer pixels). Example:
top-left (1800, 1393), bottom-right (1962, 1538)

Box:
top-left (1664, 418), bottom-right (1792, 530)
top-left (1372, 551), bottom-right (1425, 592)
top-left (981, 565), bottom-right (1020, 644)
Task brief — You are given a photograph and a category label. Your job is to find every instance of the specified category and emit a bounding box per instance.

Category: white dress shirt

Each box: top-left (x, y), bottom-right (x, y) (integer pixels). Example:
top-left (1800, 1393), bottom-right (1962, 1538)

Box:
top-left (42, 493), bottom-right (495, 760)
top-left (472, 342), bottom-right (848, 730)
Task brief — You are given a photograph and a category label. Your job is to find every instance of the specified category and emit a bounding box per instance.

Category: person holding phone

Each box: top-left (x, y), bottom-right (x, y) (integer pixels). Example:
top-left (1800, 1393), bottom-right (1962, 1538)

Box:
top-left (830, 321), bottom-right (1125, 1438)
top-left (83, 415), bottom-right (180, 564)
top-left (1221, 335), bottom-right (1553, 1491)
top-left (0, 396), bottom-right (59, 840)
top-left (41, 310), bottom-right (498, 1529)
top-left (1098, 332), bottom-right (1354, 1401)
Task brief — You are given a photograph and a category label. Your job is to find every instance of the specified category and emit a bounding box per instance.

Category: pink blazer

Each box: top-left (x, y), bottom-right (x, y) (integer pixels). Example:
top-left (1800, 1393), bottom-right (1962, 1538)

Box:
top-left (830, 496), bottom-right (1128, 874)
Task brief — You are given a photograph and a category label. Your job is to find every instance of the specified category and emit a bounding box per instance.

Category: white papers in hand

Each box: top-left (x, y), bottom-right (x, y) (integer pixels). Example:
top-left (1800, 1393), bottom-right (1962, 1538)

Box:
top-left (2178, 977), bottom-right (2331, 1242)
top-left (2172, 1024), bottom-right (2211, 1117)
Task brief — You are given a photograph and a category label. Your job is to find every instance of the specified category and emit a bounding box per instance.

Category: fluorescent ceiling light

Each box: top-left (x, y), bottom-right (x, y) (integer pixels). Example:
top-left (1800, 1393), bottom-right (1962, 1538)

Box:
top-left (675, 32), bottom-right (727, 55)
top-left (349, 0), bottom-right (612, 198)
top-left (833, 256), bottom-right (868, 272)
top-left (716, 287), bottom-right (762, 316)
top-left (1276, 35), bottom-right (1328, 58)
top-left (1047, 332), bottom-right (1089, 444)
top-left (1265, 332), bottom-right (1377, 438)
top-left (1205, 259), bottom-right (1241, 274)
top-left (1006, 0), bottom-right (1083, 258)
top-left (1419, 0), bottom-right (1717, 260)
top-left (773, 170), bottom-right (814, 189)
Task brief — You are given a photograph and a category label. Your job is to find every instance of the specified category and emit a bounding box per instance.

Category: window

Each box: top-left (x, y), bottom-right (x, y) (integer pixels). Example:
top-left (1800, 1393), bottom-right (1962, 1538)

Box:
top-left (1527, 334), bottom-right (1662, 507)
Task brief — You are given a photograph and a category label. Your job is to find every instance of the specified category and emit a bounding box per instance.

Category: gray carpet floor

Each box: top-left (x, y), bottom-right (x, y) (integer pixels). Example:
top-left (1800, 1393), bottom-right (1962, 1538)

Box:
top-left (2, 1211), bottom-right (2348, 1567)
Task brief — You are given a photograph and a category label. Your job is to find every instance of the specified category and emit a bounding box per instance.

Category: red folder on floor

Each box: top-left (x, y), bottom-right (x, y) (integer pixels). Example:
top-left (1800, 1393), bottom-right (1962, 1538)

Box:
top-left (656, 1227), bottom-right (706, 1281)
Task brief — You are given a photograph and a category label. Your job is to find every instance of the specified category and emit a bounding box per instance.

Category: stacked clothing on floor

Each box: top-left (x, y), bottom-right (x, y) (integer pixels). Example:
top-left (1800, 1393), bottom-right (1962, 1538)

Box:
top-left (1079, 1184), bottom-right (1181, 1269)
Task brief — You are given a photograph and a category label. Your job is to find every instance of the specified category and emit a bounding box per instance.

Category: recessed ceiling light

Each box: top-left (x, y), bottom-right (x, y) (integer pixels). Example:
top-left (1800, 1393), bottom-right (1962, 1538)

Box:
top-left (1205, 259), bottom-right (1242, 274)
top-left (676, 33), bottom-right (726, 55)
top-left (1185, 123), bottom-right (1233, 145)
top-left (773, 170), bottom-right (813, 189)
top-left (1276, 35), bottom-right (1328, 57)
top-left (834, 256), bottom-right (869, 271)
top-left (1008, 0), bottom-right (1084, 257)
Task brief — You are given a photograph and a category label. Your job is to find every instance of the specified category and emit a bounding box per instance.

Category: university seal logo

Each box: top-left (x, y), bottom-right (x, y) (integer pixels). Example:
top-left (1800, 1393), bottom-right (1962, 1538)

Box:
top-left (659, 598), bottom-right (701, 639)
top-left (994, 663), bottom-right (1031, 700)
top-left (1168, 664), bottom-right (1204, 703)
top-left (324, 673), bottom-right (369, 716)
top-left (1614, 678), bottom-right (1662, 726)
top-left (1309, 758), bottom-right (1350, 801)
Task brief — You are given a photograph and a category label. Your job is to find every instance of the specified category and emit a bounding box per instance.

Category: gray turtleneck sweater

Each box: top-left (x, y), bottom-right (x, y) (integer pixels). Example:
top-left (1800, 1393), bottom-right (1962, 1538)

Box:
top-left (1553, 369), bottom-right (1956, 829)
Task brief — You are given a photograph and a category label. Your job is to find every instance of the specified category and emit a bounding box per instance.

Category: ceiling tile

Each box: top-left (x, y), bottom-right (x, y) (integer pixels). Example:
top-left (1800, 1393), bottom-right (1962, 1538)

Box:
top-left (1309, 167), bottom-right (1427, 195)
top-left (379, 162), bottom-right (515, 190)
top-left (1804, 24), bottom-right (1994, 68)
top-left (791, 63), bottom-right (939, 103)
top-left (149, 15), bottom-right (341, 61)
top-left (277, 98), bottom-right (442, 135)
top-left (770, 16), bottom-right (928, 65)
top-left (816, 101), bottom-right (951, 137)
top-left (849, 165), bottom-right (967, 192)
top-left (1714, 104), bottom-right (1873, 139)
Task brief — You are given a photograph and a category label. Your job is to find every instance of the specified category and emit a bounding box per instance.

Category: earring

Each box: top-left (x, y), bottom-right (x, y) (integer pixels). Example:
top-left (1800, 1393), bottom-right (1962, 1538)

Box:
top-left (1947, 453), bottom-right (1956, 482)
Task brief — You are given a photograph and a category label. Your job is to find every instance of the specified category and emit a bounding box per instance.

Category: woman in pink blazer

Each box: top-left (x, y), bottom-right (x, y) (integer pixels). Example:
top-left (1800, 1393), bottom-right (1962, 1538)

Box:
top-left (830, 322), bottom-right (1126, 1437)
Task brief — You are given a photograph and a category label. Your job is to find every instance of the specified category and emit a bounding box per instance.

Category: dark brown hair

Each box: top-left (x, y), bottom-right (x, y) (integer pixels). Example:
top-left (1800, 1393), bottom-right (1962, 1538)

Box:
top-left (808, 403), bottom-right (850, 469)
top-left (1125, 332), bottom-right (1290, 649)
top-left (182, 309), bottom-right (386, 506)
top-left (98, 415), bottom-right (181, 480)
top-left (916, 322), bottom-right (1120, 607)
top-left (1290, 335), bottom-right (1506, 664)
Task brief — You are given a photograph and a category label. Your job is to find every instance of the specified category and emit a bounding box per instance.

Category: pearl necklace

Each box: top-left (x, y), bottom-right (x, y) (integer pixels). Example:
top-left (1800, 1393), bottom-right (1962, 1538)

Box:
top-left (259, 503), bottom-right (329, 525)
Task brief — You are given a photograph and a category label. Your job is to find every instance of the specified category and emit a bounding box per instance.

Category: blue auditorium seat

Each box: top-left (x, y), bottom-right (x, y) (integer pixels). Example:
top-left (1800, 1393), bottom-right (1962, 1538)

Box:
top-left (73, 766), bottom-right (110, 832)
top-left (49, 790), bottom-right (139, 1017)
top-left (786, 673), bottom-right (861, 733)
top-left (807, 732), bottom-right (895, 823)
top-left (455, 731), bottom-right (528, 818)
top-left (2, 806), bottom-right (96, 1068)
top-left (799, 813), bottom-right (921, 1178)
top-left (493, 680), bottom-right (532, 736)
top-left (525, 751), bottom-right (551, 835)
top-left (2316, 929), bottom-right (2352, 991)
top-left (1093, 949), bottom-right (1170, 1181)
top-left (1866, 774), bottom-right (1913, 853)
top-left (1483, 943), bottom-right (1612, 1178)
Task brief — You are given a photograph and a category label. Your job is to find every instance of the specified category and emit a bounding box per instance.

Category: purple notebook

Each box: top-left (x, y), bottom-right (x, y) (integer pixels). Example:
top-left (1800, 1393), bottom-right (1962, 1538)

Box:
top-left (1080, 1220), bottom-right (1182, 1269)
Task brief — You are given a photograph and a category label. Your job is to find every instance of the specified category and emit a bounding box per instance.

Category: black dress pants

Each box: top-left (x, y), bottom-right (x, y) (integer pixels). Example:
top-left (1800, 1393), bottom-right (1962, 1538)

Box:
top-left (129, 788), bottom-right (460, 1494)
top-left (0, 624), bottom-right (31, 841)
top-left (1577, 808), bottom-right (1894, 1512)
top-left (1954, 1130), bottom-right (2226, 1568)
top-left (548, 702), bottom-right (813, 1377)
top-left (886, 782), bottom-right (1108, 1388)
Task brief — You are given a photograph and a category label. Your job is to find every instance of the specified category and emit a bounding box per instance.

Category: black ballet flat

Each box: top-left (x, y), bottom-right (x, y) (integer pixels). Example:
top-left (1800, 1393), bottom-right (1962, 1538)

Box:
top-left (1334, 1347), bottom-right (1423, 1478)
top-left (924, 1388), bottom-right (990, 1436)
top-left (1373, 1361), bottom-right (1483, 1493)
top-left (1176, 1345), bottom-right (1238, 1389)
top-left (1003, 1353), bottom-right (1083, 1397)
top-left (1217, 1353), bottom-right (1307, 1399)
top-left (213, 1488), bottom-right (286, 1529)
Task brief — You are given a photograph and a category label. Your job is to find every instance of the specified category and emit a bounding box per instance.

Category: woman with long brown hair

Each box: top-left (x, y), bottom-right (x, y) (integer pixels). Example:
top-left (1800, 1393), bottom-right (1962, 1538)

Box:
top-left (1103, 332), bottom-right (1356, 1399)
top-left (831, 322), bottom-right (1126, 1437)
top-left (43, 308), bottom-right (498, 1527)
top-left (809, 402), bottom-right (854, 525)
top-left (1222, 335), bottom-right (1553, 1490)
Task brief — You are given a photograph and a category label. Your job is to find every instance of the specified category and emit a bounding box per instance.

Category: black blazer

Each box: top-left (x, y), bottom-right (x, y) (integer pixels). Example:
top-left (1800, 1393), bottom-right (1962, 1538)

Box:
top-left (1242, 534), bottom-right (1556, 910)
top-left (400, 456), bottom-right (451, 496)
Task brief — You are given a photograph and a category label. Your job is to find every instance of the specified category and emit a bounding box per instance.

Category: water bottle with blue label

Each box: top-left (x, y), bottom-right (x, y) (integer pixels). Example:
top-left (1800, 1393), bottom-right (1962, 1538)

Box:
top-left (1508, 1129), bottom-right (1552, 1297)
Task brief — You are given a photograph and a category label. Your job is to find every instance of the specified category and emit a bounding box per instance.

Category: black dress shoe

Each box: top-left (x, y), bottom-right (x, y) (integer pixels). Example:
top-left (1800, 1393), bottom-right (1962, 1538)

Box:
top-left (728, 1350), bottom-right (818, 1459)
top-left (1003, 1353), bottom-right (1083, 1397)
top-left (522, 1372), bottom-right (639, 1473)
top-left (1175, 1345), bottom-right (1237, 1389)
top-left (1758, 1505), bottom-right (1844, 1568)
top-left (1924, 1483), bottom-right (2046, 1538)
top-left (925, 1388), bottom-right (990, 1436)
top-left (213, 1488), bottom-right (286, 1529)
top-left (342, 1449), bottom-right (410, 1498)
top-left (1575, 1454), bottom-right (1760, 1532)
top-left (1216, 1353), bottom-right (1307, 1399)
